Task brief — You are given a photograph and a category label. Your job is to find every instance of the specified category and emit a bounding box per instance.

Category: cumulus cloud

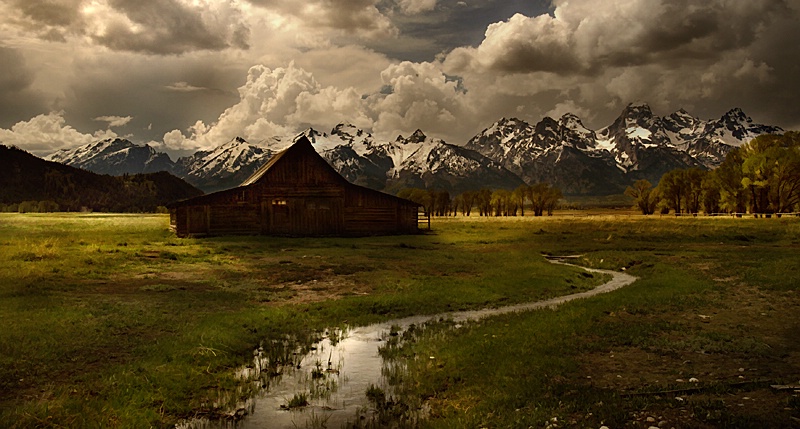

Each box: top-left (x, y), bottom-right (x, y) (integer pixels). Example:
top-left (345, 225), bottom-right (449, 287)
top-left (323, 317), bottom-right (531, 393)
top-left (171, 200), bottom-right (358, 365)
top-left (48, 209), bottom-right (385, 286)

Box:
top-left (159, 59), bottom-right (481, 151)
top-left (444, 0), bottom-right (789, 75)
top-left (162, 62), bottom-right (376, 151)
top-left (369, 61), bottom-right (471, 139)
top-left (0, 112), bottom-right (117, 156)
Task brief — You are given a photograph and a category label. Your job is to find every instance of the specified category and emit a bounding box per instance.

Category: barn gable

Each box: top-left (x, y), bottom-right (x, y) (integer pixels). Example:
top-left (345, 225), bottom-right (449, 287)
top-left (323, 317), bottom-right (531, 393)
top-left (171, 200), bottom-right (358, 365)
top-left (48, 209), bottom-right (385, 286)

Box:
top-left (168, 136), bottom-right (420, 237)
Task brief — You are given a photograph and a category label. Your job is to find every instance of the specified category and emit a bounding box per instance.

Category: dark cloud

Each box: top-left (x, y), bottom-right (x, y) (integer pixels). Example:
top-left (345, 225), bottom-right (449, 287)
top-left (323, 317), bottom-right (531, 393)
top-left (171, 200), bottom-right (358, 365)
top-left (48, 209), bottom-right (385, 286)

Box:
top-left (0, 47), bottom-right (48, 128)
top-left (93, 0), bottom-right (250, 55)
top-left (12, 0), bottom-right (83, 27)
top-left (59, 55), bottom-right (244, 144)
top-left (372, 0), bottom-right (552, 61)
top-left (445, 0), bottom-right (792, 76)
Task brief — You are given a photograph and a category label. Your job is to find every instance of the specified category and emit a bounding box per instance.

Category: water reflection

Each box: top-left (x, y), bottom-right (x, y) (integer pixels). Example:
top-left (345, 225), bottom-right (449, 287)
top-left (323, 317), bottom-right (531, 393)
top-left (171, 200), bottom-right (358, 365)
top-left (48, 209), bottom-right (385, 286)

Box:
top-left (178, 257), bottom-right (636, 428)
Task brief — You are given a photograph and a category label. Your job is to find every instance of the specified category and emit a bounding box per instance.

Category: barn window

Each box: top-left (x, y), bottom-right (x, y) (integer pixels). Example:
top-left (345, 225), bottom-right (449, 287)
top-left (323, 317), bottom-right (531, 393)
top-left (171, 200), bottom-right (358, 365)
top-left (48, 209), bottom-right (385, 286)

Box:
top-left (272, 199), bottom-right (287, 206)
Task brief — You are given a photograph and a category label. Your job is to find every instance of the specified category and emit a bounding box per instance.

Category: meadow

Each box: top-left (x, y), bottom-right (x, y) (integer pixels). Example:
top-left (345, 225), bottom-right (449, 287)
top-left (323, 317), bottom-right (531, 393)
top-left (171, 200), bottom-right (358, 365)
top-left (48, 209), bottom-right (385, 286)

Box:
top-left (0, 213), bottom-right (798, 428)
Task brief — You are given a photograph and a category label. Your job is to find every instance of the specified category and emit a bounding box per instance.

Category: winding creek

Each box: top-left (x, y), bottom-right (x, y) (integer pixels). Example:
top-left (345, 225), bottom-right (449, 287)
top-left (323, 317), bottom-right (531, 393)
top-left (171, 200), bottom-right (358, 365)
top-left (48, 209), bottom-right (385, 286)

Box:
top-left (178, 257), bottom-right (637, 429)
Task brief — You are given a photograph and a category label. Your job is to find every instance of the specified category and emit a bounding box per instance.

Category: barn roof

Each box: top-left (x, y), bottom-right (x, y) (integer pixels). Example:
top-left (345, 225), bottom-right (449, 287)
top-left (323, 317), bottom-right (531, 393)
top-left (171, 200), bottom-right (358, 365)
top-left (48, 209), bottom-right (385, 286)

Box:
top-left (239, 140), bottom-right (292, 187)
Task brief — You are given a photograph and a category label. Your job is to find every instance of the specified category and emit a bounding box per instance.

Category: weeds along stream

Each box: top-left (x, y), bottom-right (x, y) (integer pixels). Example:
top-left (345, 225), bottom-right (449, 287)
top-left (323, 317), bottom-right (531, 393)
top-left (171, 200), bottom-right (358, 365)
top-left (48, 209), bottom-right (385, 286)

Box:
top-left (176, 258), bottom-right (635, 429)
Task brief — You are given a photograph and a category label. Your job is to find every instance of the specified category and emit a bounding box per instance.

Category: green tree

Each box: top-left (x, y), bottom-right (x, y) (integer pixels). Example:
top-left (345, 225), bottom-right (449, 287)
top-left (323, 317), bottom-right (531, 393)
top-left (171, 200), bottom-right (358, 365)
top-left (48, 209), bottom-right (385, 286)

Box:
top-left (476, 189), bottom-right (492, 216)
top-left (658, 169), bottom-right (688, 214)
top-left (459, 191), bottom-right (477, 216)
top-left (715, 149), bottom-right (748, 213)
top-left (491, 189), bottom-right (512, 216)
top-left (740, 132), bottom-right (800, 213)
top-left (512, 184), bottom-right (529, 216)
top-left (398, 188), bottom-right (434, 215)
top-left (529, 183), bottom-right (562, 216)
top-left (684, 168), bottom-right (705, 214)
top-left (624, 179), bottom-right (660, 215)
top-left (701, 173), bottom-right (721, 214)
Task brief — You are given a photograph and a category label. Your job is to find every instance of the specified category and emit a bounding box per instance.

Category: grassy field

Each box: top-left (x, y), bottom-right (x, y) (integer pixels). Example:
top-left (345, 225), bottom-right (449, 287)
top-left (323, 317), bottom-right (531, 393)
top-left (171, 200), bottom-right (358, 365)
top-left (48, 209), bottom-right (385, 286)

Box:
top-left (0, 213), bottom-right (798, 428)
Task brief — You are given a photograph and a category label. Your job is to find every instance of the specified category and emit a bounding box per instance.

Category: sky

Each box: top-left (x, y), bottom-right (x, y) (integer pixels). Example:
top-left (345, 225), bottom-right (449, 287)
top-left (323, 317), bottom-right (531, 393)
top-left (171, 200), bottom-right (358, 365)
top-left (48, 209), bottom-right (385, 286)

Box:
top-left (1, 0), bottom-right (798, 158)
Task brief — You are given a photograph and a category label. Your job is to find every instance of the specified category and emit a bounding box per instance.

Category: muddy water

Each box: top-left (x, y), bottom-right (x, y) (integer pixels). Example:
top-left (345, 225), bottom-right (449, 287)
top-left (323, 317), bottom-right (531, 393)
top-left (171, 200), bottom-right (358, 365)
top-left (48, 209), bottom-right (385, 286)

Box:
top-left (178, 257), bottom-right (636, 429)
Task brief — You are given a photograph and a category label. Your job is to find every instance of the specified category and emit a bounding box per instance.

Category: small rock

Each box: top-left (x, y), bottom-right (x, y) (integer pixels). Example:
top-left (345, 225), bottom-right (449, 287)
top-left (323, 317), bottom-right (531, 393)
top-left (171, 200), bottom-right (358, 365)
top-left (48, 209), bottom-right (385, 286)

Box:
top-left (689, 377), bottom-right (699, 383)
top-left (658, 421), bottom-right (668, 428)
top-left (738, 367), bottom-right (745, 372)
top-left (599, 426), bottom-right (609, 429)
top-left (646, 416), bottom-right (656, 423)
top-left (675, 379), bottom-right (684, 382)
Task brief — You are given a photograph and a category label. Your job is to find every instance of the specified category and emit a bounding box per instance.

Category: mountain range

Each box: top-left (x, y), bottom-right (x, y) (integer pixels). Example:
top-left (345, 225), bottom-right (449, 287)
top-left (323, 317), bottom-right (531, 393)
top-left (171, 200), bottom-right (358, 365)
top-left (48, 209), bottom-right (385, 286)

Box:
top-left (44, 103), bottom-right (783, 196)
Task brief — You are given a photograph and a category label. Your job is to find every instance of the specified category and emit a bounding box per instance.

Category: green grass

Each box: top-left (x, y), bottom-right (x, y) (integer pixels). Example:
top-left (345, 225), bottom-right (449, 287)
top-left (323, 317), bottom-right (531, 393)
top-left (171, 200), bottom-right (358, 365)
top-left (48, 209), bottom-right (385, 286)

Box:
top-left (371, 215), bottom-right (800, 428)
top-left (0, 213), bottom-right (605, 428)
top-left (1, 213), bottom-right (798, 428)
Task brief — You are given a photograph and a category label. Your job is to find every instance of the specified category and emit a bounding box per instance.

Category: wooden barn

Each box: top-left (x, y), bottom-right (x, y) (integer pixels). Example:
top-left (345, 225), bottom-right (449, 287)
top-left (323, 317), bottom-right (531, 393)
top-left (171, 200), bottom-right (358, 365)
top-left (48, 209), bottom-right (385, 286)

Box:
top-left (167, 136), bottom-right (421, 237)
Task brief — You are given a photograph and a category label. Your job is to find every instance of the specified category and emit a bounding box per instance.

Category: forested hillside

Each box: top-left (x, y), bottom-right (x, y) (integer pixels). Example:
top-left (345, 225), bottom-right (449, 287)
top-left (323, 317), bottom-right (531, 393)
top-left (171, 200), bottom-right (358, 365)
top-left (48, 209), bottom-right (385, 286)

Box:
top-left (0, 145), bottom-right (203, 212)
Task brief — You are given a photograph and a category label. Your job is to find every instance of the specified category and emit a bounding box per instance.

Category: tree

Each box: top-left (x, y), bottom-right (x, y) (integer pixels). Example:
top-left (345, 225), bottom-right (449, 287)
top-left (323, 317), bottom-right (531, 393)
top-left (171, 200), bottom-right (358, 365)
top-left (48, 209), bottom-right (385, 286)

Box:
top-left (684, 168), bottom-right (705, 214)
top-left (398, 188), bottom-right (434, 215)
top-left (432, 190), bottom-right (451, 216)
top-left (528, 183), bottom-right (562, 216)
top-left (625, 179), bottom-right (660, 215)
top-left (476, 189), bottom-right (492, 216)
top-left (740, 132), bottom-right (800, 213)
top-left (459, 191), bottom-right (477, 216)
top-left (701, 173), bottom-right (721, 214)
top-left (491, 189), bottom-right (512, 216)
top-left (715, 149), bottom-right (748, 213)
top-left (658, 169), bottom-right (688, 214)
top-left (512, 184), bottom-right (529, 216)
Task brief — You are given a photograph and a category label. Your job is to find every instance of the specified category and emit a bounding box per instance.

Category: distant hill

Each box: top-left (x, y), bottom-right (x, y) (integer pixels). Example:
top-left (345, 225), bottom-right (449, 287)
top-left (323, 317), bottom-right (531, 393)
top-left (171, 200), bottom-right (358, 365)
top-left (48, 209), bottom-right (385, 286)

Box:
top-left (0, 145), bottom-right (203, 212)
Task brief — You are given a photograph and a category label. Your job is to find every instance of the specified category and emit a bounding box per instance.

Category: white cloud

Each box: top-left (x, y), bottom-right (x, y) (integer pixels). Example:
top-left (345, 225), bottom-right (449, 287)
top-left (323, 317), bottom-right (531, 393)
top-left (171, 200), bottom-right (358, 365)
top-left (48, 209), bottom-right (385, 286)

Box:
top-left (162, 62), bottom-right (377, 151)
top-left (94, 115), bottom-right (132, 128)
top-left (398, 0), bottom-right (437, 15)
top-left (0, 111), bottom-right (117, 156)
top-left (369, 61), bottom-right (472, 140)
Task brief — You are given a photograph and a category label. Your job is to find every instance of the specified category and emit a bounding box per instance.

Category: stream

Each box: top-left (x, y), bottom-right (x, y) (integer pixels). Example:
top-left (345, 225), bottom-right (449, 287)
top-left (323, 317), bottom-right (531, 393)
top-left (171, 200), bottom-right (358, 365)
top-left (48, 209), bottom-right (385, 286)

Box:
top-left (178, 257), bottom-right (637, 429)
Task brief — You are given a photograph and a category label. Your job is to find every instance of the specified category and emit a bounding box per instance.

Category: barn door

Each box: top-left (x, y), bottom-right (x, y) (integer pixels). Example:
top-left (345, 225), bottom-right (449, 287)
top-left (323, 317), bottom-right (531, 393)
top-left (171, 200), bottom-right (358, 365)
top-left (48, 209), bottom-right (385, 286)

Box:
top-left (270, 198), bottom-right (290, 233)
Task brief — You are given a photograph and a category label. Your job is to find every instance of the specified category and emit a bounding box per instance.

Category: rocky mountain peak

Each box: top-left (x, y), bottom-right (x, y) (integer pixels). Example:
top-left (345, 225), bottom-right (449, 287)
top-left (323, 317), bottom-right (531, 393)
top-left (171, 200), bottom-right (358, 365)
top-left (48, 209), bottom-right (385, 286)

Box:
top-left (408, 129), bottom-right (427, 143)
top-left (331, 123), bottom-right (362, 140)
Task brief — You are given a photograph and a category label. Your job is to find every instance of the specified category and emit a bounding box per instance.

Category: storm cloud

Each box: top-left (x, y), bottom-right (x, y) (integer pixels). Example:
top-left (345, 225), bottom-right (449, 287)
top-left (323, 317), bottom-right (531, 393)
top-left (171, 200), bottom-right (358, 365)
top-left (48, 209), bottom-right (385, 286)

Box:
top-left (0, 0), bottom-right (798, 157)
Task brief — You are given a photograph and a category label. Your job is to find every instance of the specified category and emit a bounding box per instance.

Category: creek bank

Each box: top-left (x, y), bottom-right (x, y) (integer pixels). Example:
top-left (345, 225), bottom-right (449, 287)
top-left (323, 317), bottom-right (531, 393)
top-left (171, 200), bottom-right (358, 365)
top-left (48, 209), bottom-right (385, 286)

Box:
top-left (177, 257), bottom-right (637, 429)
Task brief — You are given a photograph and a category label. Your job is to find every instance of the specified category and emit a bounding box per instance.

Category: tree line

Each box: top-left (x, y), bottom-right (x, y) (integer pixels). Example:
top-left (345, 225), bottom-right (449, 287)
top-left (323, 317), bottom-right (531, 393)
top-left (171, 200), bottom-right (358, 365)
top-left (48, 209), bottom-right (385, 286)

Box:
top-left (627, 132), bottom-right (800, 215)
top-left (398, 183), bottom-right (563, 217)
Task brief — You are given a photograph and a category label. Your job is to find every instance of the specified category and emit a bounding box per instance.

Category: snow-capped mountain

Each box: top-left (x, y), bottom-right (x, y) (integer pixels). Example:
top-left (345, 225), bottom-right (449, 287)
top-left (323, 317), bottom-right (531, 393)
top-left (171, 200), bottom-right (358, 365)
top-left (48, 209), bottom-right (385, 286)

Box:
top-left (46, 138), bottom-right (174, 175)
top-left (678, 108), bottom-right (784, 167)
top-left (466, 116), bottom-right (625, 195)
top-left (45, 103), bottom-right (784, 196)
top-left (175, 137), bottom-right (274, 192)
top-left (386, 130), bottom-right (524, 194)
top-left (297, 126), bottom-right (522, 194)
top-left (466, 103), bottom-right (782, 194)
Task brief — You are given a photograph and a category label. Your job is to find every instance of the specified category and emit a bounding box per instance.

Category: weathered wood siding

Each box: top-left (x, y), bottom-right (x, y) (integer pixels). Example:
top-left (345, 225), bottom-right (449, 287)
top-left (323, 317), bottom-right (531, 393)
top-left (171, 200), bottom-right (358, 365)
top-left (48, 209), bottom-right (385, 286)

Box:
top-left (168, 137), bottom-right (420, 237)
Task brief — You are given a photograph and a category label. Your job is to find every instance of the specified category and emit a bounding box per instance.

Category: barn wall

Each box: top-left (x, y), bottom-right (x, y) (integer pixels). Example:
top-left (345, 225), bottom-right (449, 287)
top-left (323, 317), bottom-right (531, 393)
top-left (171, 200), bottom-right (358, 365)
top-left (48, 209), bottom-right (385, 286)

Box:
top-left (344, 186), bottom-right (420, 235)
top-left (169, 138), bottom-right (420, 237)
